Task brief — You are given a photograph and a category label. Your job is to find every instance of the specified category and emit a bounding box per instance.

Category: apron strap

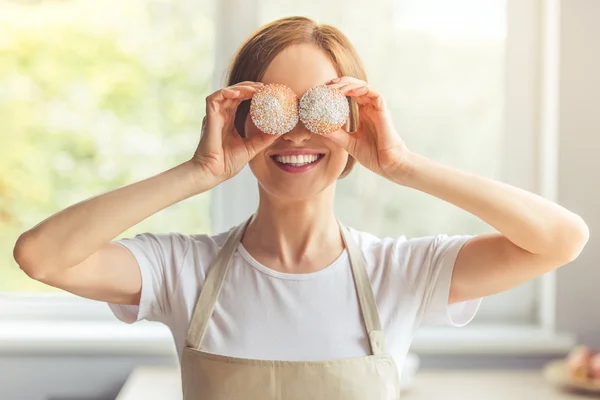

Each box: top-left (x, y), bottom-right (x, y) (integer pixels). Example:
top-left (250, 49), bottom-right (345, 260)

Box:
top-left (339, 223), bottom-right (387, 355)
top-left (185, 217), bottom-right (251, 349)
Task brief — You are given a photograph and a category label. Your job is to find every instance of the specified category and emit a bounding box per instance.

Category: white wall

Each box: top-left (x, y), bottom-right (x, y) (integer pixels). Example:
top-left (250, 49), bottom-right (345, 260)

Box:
top-left (555, 0), bottom-right (600, 349)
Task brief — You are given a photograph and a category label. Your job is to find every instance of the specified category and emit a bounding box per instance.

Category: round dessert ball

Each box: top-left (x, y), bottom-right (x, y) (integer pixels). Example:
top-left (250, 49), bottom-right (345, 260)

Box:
top-left (299, 85), bottom-right (350, 135)
top-left (250, 83), bottom-right (299, 135)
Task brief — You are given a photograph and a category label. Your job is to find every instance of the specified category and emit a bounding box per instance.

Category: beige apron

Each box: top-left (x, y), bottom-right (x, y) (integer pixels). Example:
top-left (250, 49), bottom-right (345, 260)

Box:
top-left (181, 217), bottom-right (401, 399)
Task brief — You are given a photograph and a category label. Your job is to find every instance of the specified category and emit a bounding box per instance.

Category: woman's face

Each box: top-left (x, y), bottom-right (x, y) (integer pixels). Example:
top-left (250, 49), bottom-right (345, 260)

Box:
top-left (244, 43), bottom-right (350, 201)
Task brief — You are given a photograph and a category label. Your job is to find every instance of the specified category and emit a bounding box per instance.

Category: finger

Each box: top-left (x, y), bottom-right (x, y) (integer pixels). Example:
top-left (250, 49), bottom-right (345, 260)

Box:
top-left (328, 82), bottom-right (370, 97)
top-left (221, 88), bottom-right (240, 99)
top-left (208, 85), bottom-right (261, 104)
top-left (227, 87), bottom-right (257, 97)
top-left (326, 82), bottom-right (346, 90)
top-left (336, 83), bottom-right (385, 110)
top-left (330, 82), bottom-right (365, 93)
top-left (226, 82), bottom-right (263, 100)
top-left (220, 86), bottom-right (263, 132)
top-left (218, 86), bottom-right (260, 110)
top-left (359, 109), bottom-right (378, 131)
top-left (227, 87), bottom-right (261, 111)
top-left (230, 81), bottom-right (264, 88)
top-left (329, 76), bottom-right (367, 85)
top-left (223, 85), bottom-right (260, 99)
top-left (328, 81), bottom-right (365, 91)
top-left (214, 89), bottom-right (239, 112)
top-left (204, 89), bottom-right (245, 143)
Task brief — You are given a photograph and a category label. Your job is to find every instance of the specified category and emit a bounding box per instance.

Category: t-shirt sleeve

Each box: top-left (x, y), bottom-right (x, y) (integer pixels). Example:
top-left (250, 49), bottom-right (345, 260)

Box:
top-left (397, 234), bottom-right (482, 327)
top-left (107, 232), bottom-right (190, 324)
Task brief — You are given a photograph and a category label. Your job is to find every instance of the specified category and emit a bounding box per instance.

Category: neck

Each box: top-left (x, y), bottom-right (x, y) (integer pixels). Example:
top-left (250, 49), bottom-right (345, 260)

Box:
top-left (242, 184), bottom-right (343, 271)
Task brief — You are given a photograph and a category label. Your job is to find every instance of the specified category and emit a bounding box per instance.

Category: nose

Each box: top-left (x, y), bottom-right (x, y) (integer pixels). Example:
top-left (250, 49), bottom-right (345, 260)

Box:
top-left (281, 125), bottom-right (312, 145)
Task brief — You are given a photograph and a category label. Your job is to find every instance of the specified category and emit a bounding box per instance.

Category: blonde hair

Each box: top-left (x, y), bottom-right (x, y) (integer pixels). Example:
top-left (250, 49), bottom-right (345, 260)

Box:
top-left (227, 16), bottom-right (367, 178)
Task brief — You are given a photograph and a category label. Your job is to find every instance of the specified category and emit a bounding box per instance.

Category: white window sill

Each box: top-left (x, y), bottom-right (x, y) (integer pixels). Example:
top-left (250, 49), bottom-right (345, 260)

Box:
top-left (412, 325), bottom-right (576, 355)
top-left (0, 321), bottom-right (576, 356)
top-left (0, 321), bottom-right (176, 356)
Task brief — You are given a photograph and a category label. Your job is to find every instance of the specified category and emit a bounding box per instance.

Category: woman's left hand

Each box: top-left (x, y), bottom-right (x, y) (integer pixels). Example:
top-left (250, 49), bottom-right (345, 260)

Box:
top-left (326, 76), bottom-right (409, 180)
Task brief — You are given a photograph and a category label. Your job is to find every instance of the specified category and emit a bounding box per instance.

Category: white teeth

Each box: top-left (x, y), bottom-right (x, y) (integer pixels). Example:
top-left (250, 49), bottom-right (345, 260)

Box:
top-left (274, 154), bottom-right (320, 166)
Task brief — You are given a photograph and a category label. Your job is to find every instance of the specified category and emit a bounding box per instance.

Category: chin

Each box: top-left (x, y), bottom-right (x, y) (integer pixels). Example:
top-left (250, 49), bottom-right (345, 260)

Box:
top-left (250, 164), bottom-right (341, 203)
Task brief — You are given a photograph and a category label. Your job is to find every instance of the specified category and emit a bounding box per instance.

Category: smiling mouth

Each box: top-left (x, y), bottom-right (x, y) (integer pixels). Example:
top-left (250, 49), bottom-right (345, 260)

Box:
top-left (270, 153), bottom-right (325, 167)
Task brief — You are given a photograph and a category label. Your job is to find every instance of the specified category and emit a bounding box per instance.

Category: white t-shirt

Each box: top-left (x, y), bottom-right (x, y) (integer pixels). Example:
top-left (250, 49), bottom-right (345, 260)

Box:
top-left (108, 225), bottom-right (481, 376)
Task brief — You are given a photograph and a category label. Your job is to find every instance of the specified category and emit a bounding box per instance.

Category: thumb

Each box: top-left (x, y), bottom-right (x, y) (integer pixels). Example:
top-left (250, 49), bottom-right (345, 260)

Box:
top-left (326, 129), bottom-right (354, 153)
top-left (244, 132), bottom-right (279, 159)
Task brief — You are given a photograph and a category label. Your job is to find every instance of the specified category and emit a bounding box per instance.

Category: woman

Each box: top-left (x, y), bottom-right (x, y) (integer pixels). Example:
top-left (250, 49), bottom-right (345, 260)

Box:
top-left (14, 16), bottom-right (589, 399)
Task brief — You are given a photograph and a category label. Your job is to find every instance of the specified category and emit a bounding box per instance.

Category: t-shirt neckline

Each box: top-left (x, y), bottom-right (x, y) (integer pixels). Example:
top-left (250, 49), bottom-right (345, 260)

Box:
top-left (236, 243), bottom-right (350, 281)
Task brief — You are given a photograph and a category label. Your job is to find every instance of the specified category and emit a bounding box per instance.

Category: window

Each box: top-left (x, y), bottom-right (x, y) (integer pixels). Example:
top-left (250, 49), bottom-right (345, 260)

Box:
top-left (3, 0), bottom-right (547, 329)
top-left (1, 0), bottom-right (215, 304)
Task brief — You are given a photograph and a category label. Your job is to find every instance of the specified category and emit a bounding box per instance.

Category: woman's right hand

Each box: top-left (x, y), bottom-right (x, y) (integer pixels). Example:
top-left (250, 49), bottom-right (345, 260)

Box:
top-left (190, 81), bottom-right (277, 185)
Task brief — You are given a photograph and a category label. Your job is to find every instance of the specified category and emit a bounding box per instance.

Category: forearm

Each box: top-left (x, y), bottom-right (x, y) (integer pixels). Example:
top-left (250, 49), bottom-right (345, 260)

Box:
top-left (15, 160), bottom-right (214, 275)
top-left (395, 152), bottom-right (589, 259)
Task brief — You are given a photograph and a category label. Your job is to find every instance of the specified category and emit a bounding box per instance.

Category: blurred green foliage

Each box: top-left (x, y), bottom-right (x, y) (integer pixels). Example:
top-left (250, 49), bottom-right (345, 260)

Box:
top-left (0, 3), bottom-right (214, 292)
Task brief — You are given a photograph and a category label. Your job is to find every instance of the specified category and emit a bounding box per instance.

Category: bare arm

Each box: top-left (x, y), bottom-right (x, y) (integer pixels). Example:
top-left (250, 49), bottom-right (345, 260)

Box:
top-left (13, 161), bottom-right (213, 305)
top-left (12, 81), bottom-right (276, 306)
top-left (395, 152), bottom-right (590, 304)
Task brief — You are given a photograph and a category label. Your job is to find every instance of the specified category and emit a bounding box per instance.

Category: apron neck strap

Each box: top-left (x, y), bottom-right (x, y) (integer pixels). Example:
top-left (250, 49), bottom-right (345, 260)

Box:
top-left (338, 222), bottom-right (386, 355)
top-left (185, 217), bottom-right (250, 350)
top-left (185, 216), bottom-right (387, 356)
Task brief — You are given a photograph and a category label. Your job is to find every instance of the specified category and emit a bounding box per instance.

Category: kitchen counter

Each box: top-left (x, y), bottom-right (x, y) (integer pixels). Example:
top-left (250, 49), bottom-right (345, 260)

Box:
top-left (116, 366), bottom-right (587, 400)
top-left (405, 370), bottom-right (585, 399)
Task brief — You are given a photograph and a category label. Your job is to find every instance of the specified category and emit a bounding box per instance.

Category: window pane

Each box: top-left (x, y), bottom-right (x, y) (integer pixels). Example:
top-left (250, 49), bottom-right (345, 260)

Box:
top-left (1, 0), bottom-right (215, 293)
top-left (260, 0), bottom-right (536, 324)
